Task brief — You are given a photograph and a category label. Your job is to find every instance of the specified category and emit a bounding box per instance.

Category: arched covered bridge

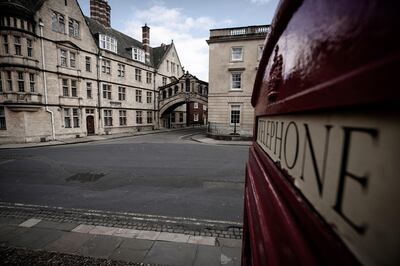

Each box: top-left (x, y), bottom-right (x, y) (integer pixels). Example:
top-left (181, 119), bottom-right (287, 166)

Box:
top-left (158, 72), bottom-right (208, 128)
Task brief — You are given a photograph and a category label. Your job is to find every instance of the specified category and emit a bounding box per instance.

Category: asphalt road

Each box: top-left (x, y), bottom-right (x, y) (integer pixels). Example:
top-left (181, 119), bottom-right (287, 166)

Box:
top-left (0, 128), bottom-right (248, 223)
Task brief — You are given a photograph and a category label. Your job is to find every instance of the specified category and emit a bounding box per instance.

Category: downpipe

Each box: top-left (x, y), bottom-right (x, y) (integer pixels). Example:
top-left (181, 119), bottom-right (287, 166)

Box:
top-left (39, 20), bottom-right (55, 141)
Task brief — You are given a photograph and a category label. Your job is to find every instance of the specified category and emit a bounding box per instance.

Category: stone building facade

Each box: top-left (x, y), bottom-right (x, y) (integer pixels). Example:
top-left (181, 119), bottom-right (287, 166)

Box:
top-left (0, 0), bottom-right (183, 143)
top-left (207, 25), bottom-right (269, 138)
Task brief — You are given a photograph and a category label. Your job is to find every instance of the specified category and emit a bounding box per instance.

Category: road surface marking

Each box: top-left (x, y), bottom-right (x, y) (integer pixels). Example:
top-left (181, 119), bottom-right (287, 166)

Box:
top-left (19, 218), bottom-right (41, 228)
top-left (0, 202), bottom-right (242, 227)
top-left (70, 223), bottom-right (217, 246)
top-left (0, 159), bottom-right (15, 165)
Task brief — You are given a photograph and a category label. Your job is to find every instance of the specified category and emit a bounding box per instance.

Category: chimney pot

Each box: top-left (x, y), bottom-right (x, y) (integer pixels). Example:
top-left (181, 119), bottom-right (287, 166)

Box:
top-left (90, 0), bottom-right (111, 27)
top-left (142, 24), bottom-right (150, 64)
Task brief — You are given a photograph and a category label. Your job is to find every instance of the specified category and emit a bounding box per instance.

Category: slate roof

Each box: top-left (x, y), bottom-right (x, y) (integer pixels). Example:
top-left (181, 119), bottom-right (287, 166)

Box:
top-left (85, 16), bottom-right (171, 68)
top-left (159, 71), bottom-right (208, 90)
top-left (0, 0), bottom-right (45, 19)
top-left (152, 44), bottom-right (171, 68)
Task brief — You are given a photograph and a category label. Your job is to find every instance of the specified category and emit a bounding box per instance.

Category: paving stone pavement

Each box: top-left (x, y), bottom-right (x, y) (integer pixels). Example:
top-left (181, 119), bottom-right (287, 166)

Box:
top-left (0, 214), bottom-right (242, 265)
top-left (0, 202), bottom-right (243, 240)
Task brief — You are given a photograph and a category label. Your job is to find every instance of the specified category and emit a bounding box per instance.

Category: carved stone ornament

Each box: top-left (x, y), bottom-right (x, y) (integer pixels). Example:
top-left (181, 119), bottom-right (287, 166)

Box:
top-left (267, 45), bottom-right (283, 101)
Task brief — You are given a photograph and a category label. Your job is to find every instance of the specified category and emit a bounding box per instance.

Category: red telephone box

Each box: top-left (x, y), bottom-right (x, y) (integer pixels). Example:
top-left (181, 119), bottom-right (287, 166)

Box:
top-left (242, 0), bottom-right (400, 265)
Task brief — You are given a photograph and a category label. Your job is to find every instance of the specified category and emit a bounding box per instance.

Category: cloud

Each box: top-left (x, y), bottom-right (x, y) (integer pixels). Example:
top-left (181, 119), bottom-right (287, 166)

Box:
top-left (121, 4), bottom-right (231, 81)
top-left (250, 0), bottom-right (271, 5)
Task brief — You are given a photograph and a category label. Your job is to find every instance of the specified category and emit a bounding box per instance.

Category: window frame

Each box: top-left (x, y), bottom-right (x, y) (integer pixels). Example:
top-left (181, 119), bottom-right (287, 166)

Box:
top-left (72, 108), bottom-right (79, 128)
top-left (68, 18), bottom-right (80, 38)
top-left (29, 73), bottom-right (35, 92)
top-left (117, 63), bottom-right (125, 77)
top-left (132, 47), bottom-right (144, 62)
top-left (136, 111), bottom-right (143, 124)
top-left (119, 110), bottom-right (127, 126)
top-left (102, 59), bottom-right (111, 74)
top-left (135, 89), bottom-right (142, 103)
top-left (146, 91), bottom-right (152, 103)
top-left (118, 86), bottom-right (126, 101)
top-left (52, 11), bottom-right (65, 33)
top-left (64, 108), bottom-right (71, 128)
top-left (17, 71), bottom-right (24, 92)
top-left (102, 84), bottom-right (112, 100)
top-left (104, 109), bottom-right (113, 126)
top-left (86, 82), bottom-right (92, 99)
top-left (99, 34), bottom-right (117, 53)
top-left (171, 62), bottom-right (175, 74)
top-left (230, 104), bottom-right (241, 125)
top-left (0, 106), bottom-right (6, 130)
top-left (146, 72), bottom-right (152, 84)
top-left (69, 51), bottom-right (76, 68)
top-left (6, 71), bottom-right (12, 91)
top-left (27, 39), bottom-right (33, 57)
top-left (231, 47), bottom-right (243, 61)
top-left (231, 72), bottom-right (242, 90)
top-left (2, 35), bottom-right (9, 54)
top-left (85, 56), bottom-right (91, 72)
top-left (14, 35), bottom-right (21, 56)
top-left (62, 79), bottom-right (69, 96)
top-left (60, 49), bottom-right (68, 67)
top-left (71, 79), bottom-right (77, 97)
top-left (135, 68), bottom-right (142, 82)
top-left (147, 111), bottom-right (153, 124)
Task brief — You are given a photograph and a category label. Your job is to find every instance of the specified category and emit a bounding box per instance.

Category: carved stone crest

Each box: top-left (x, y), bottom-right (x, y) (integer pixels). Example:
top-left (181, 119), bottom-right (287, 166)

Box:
top-left (267, 45), bottom-right (283, 101)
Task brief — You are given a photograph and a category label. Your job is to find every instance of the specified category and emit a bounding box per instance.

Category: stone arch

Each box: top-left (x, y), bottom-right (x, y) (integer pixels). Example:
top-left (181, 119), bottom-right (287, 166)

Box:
top-left (159, 95), bottom-right (208, 116)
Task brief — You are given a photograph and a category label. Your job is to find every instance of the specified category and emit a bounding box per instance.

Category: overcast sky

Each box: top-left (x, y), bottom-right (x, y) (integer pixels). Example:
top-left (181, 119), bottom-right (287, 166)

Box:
top-left (78, 0), bottom-right (280, 81)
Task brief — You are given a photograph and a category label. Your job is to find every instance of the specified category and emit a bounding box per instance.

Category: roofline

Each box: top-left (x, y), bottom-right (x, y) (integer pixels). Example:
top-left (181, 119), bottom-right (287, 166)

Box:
top-left (158, 73), bottom-right (208, 89)
top-left (154, 43), bottom-right (173, 69)
top-left (209, 24), bottom-right (269, 32)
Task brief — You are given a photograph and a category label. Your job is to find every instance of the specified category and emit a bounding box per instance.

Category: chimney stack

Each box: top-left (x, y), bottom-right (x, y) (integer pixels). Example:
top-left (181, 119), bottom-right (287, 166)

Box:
top-left (90, 0), bottom-right (111, 27)
top-left (142, 24), bottom-right (150, 63)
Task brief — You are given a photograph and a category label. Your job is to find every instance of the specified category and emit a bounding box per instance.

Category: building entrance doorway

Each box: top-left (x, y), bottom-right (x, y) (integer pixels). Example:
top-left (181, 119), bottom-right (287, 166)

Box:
top-left (86, 115), bottom-right (95, 135)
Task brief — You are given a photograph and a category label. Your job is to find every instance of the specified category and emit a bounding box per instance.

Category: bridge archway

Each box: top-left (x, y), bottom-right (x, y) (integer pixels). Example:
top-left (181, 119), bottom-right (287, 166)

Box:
top-left (158, 92), bottom-right (208, 128)
top-left (159, 92), bottom-right (207, 116)
top-left (158, 71), bottom-right (208, 128)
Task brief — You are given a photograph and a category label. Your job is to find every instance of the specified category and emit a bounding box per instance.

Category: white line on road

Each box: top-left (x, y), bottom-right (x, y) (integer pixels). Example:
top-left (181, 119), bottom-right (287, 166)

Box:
top-left (179, 132), bottom-right (203, 140)
top-left (0, 201), bottom-right (242, 227)
top-left (0, 159), bottom-right (15, 165)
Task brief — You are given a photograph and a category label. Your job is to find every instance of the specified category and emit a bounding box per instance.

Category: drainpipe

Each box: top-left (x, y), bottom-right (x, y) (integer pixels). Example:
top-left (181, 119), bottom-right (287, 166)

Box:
top-left (39, 20), bottom-right (55, 141)
top-left (97, 53), bottom-right (102, 133)
top-left (153, 70), bottom-right (158, 129)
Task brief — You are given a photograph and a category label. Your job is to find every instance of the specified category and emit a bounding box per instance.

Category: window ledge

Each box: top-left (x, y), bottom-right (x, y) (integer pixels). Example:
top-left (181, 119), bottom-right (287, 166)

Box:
top-left (228, 67), bottom-right (245, 71)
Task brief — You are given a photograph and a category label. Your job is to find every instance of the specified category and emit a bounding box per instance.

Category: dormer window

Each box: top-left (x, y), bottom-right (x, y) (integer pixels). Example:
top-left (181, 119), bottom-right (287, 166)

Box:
top-left (132, 47), bottom-right (145, 63)
top-left (68, 18), bottom-right (80, 38)
top-left (99, 34), bottom-right (117, 53)
top-left (51, 11), bottom-right (65, 33)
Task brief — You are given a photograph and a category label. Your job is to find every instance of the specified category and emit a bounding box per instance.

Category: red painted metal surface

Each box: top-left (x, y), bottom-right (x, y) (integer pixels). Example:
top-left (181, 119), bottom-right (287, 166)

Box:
top-left (242, 0), bottom-right (400, 265)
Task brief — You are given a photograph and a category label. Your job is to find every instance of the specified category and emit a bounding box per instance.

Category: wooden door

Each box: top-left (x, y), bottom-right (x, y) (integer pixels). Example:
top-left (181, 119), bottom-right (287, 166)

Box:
top-left (86, 115), bottom-right (95, 135)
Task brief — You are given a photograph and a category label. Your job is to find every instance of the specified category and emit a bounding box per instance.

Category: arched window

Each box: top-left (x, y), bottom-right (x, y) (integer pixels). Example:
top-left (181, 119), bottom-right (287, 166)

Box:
top-left (185, 78), bottom-right (190, 92)
top-left (162, 90), bottom-right (166, 99)
top-left (174, 85), bottom-right (179, 95)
